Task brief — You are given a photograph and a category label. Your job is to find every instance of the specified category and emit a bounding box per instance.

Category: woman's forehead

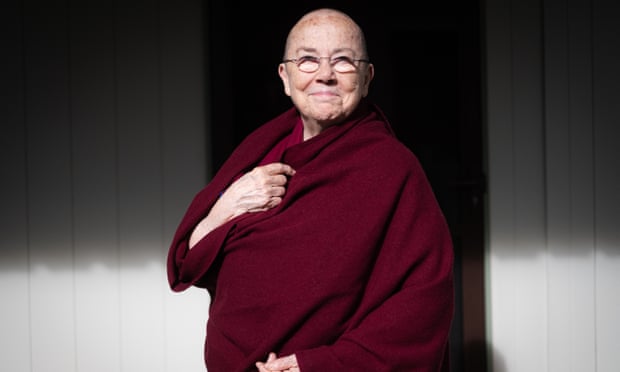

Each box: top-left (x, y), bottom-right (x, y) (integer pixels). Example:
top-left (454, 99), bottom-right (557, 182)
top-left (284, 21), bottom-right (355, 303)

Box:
top-left (290, 46), bottom-right (357, 56)
top-left (289, 21), bottom-right (361, 52)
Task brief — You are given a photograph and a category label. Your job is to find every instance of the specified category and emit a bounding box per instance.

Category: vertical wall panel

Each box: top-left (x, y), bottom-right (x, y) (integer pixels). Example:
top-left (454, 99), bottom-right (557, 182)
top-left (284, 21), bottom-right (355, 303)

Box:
top-left (69, 2), bottom-right (121, 371)
top-left (543, 1), bottom-right (575, 367)
top-left (544, 0), bottom-right (597, 371)
top-left (159, 0), bottom-right (210, 370)
top-left (593, 1), bottom-right (620, 371)
top-left (486, 0), bottom-right (548, 370)
top-left (115, 1), bottom-right (166, 370)
top-left (23, 1), bottom-right (77, 371)
top-left (0, 2), bottom-right (31, 370)
top-left (485, 0), bottom-right (518, 370)
top-left (510, 3), bottom-right (548, 371)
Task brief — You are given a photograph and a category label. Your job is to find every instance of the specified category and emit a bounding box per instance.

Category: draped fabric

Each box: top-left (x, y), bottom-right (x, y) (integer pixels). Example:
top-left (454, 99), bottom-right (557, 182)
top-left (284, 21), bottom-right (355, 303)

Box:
top-left (167, 100), bottom-right (454, 371)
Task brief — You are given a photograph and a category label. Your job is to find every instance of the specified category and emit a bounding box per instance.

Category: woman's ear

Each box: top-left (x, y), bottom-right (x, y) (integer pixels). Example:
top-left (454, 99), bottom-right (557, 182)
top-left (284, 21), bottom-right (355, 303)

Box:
top-left (362, 63), bottom-right (375, 97)
top-left (278, 64), bottom-right (292, 97)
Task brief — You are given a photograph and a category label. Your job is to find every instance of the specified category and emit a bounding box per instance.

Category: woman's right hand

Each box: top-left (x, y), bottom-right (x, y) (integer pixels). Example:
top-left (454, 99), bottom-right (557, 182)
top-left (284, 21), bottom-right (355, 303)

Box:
top-left (223, 162), bottom-right (296, 214)
top-left (188, 162), bottom-right (296, 248)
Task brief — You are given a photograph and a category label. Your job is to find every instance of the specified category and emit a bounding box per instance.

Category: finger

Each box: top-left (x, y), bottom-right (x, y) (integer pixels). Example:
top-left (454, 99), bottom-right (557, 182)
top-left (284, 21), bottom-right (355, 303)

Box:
top-left (262, 162), bottom-right (296, 176)
top-left (265, 354), bottom-right (298, 370)
top-left (270, 174), bottom-right (289, 187)
top-left (255, 352), bottom-right (278, 371)
top-left (268, 196), bottom-right (282, 208)
top-left (268, 185), bottom-right (286, 197)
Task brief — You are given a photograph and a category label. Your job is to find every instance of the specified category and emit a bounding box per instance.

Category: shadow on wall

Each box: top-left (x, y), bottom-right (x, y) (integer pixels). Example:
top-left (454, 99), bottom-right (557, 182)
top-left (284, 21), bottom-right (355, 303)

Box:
top-left (487, 237), bottom-right (620, 259)
top-left (462, 339), bottom-right (505, 372)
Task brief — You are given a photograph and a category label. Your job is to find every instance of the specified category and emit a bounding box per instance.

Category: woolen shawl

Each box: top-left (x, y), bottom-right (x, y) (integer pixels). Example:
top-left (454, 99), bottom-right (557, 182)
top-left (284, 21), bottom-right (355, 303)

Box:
top-left (167, 100), bottom-right (454, 371)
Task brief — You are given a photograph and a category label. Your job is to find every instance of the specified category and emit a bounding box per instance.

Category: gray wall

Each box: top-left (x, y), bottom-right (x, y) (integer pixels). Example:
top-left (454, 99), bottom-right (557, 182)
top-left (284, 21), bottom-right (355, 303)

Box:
top-left (485, 0), bottom-right (620, 371)
top-left (1, 1), bottom-right (209, 371)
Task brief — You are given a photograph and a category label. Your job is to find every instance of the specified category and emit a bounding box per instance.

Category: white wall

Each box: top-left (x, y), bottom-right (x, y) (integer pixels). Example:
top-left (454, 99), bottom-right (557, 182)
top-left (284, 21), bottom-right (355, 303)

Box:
top-left (0, 1), bottom-right (210, 371)
top-left (485, 0), bottom-right (620, 371)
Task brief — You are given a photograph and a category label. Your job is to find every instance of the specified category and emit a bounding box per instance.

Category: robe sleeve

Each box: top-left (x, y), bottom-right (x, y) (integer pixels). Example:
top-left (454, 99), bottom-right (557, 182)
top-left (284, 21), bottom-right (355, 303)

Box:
top-left (167, 109), bottom-right (298, 291)
top-left (167, 185), bottom-right (236, 292)
top-left (295, 161), bottom-right (454, 371)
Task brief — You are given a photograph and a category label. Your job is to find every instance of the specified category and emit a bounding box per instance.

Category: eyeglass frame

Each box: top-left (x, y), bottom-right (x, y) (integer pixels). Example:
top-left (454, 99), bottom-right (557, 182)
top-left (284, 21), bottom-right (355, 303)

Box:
top-left (281, 56), bottom-right (371, 73)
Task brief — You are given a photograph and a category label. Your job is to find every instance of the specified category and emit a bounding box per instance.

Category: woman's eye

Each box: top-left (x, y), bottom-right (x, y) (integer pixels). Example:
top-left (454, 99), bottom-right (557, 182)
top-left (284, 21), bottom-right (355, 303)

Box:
top-left (299, 56), bottom-right (318, 62)
top-left (332, 56), bottom-right (353, 63)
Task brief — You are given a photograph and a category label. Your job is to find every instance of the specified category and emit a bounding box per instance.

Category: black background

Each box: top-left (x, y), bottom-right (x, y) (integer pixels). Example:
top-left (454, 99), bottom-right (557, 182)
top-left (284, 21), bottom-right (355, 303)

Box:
top-left (207, 2), bottom-right (486, 371)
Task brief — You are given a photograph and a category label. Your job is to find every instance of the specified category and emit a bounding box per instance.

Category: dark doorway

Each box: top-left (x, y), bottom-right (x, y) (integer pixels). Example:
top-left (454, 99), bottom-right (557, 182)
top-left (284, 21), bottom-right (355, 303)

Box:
top-left (206, 2), bottom-right (486, 371)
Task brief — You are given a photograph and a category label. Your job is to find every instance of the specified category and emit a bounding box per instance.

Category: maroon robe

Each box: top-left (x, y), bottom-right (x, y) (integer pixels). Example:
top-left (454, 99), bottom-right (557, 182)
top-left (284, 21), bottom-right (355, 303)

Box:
top-left (167, 100), bottom-right (454, 371)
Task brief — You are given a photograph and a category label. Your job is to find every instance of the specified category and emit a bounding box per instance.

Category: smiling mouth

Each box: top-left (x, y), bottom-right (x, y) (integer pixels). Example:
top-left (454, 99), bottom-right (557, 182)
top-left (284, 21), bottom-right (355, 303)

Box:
top-left (310, 91), bottom-right (339, 100)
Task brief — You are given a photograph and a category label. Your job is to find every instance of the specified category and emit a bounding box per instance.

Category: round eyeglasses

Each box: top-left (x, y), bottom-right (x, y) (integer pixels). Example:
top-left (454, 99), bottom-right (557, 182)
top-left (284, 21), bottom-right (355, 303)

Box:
top-left (282, 56), bottom-right (370, 73)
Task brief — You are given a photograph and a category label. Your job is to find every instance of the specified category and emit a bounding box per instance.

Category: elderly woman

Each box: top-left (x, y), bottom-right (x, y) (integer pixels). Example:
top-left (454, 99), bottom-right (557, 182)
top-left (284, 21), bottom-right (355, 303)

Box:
top-left (168, 8), bottom-right (454, 372)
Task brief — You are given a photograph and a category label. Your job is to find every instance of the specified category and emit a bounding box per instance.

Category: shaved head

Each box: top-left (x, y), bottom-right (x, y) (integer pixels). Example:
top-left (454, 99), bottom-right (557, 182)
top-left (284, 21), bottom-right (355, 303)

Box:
top-left (284, 8), bottom-right (368, 60)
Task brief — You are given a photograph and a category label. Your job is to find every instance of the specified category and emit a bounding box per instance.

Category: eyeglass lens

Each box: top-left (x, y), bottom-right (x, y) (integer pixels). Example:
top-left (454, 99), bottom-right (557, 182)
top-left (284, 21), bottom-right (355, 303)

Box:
top-left (297, 57), bottom-right (358, 73)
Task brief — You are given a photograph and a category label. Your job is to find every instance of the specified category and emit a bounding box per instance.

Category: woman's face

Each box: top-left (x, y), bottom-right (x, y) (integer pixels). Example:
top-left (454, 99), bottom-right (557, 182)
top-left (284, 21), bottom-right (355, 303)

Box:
top-left (278, 11), bottom-right (374, 134)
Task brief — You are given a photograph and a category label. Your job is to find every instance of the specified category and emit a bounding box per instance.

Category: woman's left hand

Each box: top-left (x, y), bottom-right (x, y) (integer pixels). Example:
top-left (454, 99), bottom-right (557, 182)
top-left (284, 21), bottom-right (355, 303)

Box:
top-left (256, 352), bottom-right (300, 372)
